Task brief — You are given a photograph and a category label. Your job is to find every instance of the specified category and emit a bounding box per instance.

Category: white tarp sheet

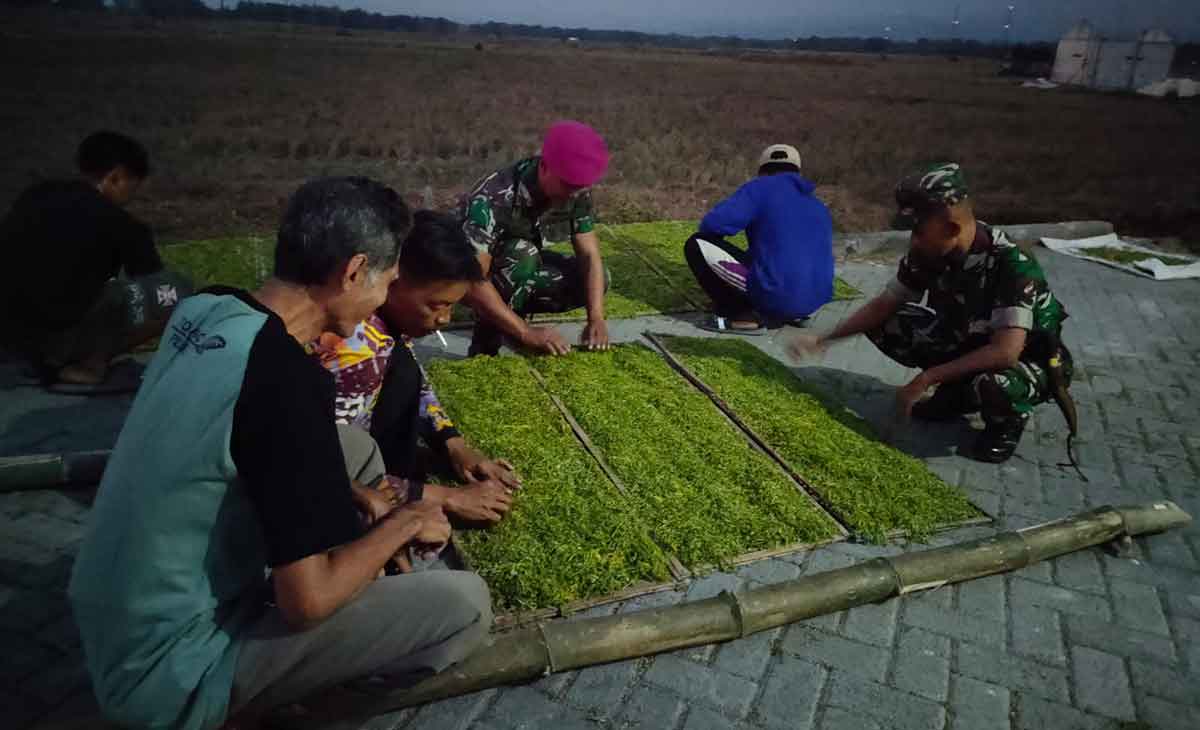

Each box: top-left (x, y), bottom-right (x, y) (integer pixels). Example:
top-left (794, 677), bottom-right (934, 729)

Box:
top-left (1021, 78), bottom-right (1059, 89)
top-left (1040, 233), bottom-right (1200, 281)
top-left (1136, 78), bottom-right (1200, 98)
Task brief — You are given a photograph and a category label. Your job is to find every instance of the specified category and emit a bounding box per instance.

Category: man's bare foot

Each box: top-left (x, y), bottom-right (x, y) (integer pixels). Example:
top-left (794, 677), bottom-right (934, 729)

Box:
top-left (56, 361), bottom-right (108, 385)
top-left (728, 319), bottom-right (762, 330)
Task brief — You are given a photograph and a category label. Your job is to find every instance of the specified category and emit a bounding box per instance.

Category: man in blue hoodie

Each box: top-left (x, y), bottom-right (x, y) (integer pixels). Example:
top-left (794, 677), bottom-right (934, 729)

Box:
top-left (684, 144), bottom-right (834, 333)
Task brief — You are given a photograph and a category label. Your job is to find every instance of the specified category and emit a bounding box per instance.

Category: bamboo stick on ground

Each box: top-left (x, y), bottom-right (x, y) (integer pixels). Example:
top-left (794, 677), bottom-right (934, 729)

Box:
top-left (278, 500), bottom-right (1191, 729)
top-left (0, 450), bottom-right (110, 492)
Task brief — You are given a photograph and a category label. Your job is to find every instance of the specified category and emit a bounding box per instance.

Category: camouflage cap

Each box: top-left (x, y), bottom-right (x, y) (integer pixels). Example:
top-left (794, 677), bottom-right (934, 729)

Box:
top-left (895, 162), bottom-right (969, 222)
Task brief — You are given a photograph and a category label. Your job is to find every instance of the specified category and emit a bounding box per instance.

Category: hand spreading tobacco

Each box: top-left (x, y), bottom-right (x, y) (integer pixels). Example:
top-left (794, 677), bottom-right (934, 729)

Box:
top-left (446, 437), bottom-right (522, 489)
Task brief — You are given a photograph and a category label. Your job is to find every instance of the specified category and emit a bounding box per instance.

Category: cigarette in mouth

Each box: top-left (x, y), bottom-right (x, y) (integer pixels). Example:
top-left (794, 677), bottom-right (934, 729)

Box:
top-left (436, 330), bottom-right (448, 349)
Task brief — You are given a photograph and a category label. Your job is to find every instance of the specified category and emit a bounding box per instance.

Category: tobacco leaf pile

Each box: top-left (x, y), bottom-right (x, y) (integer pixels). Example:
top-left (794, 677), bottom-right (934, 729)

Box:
top-left (657, 335), bottom-right (982, 541)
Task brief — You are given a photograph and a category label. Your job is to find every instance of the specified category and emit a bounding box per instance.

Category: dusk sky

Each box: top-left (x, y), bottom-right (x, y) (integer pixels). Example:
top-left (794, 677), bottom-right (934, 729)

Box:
top-left (338, 1), bottom-right (1199, 42)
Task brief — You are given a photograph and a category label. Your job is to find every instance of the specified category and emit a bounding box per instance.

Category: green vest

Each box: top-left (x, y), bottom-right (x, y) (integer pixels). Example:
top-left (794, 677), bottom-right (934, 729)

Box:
top-left (69, 293), bottom-right (270, 729)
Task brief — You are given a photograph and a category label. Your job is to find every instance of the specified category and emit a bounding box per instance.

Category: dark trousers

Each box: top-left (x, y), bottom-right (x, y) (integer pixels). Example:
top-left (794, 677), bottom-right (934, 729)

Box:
top-left (683, 233), bottom-right (755, 319)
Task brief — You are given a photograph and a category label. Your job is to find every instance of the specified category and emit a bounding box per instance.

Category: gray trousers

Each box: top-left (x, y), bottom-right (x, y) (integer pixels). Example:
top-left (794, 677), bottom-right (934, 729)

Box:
top-left (228, 425), bottom-right (494, 716)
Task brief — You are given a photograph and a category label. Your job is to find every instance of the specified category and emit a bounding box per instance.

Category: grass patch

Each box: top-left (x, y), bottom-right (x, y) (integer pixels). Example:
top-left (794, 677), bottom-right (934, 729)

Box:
top-left (1080, 246), bottom-right (1193, 268)
top-left (161, 235), bottom-right (274, 290)
top-left (533, 345), bottom-right (840, 566)
top-left (656, 336), bottom-right (982, 542)
top-left (427, 355), bottom-right (672, 610)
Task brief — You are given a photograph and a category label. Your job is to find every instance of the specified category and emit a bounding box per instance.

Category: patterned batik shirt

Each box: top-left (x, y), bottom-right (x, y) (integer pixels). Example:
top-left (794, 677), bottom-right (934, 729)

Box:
top-left (885, 223), bottom-right (1067, 351)
top-left (311, 314), bottom-right (458, 443)
top-left (460, 156), bottom-right (596, 256)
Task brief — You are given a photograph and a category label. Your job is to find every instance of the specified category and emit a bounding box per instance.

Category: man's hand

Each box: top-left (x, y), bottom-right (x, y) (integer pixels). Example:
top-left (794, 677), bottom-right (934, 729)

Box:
top-left (467, 457), bottom-right (521, 487)
top-left (788, 333), bottom-right (828, 362)
top-left (350, 480), bottom-right (397, 526)
top-left (521, 325), bottom-right (571, 356)
top-left (446, 438), bottom-right (522, 488)
top-left (895, 373), bottom-right (933, 422)
top-left (406, 500), bottom-right (452, 549)
top-left (580, 318), bottom-right (610, 351)
top-left (442, 481), bottom-right (515, 525)
top-left (384, 499), bottom-right (452, 572)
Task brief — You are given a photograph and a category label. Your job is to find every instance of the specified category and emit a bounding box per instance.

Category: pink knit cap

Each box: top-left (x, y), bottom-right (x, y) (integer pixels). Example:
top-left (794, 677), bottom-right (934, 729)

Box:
top-left (541, 120), bottom-right (610, 187)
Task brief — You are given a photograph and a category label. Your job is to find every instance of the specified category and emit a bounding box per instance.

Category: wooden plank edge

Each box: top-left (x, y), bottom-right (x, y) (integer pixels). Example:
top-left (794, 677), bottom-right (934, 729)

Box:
top-left (884, 514), bottom-right (996, 543)
top-left (727, 533), bottom-right (848, 567)
top-left (490, 578), bottom-right (685, 631)
top-left (680, 532), bottom-right (851, 580)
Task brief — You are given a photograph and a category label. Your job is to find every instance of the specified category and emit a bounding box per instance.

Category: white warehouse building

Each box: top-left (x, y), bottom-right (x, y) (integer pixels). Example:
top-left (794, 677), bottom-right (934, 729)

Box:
top-left (1051, 20), bottom-right (1176, 91)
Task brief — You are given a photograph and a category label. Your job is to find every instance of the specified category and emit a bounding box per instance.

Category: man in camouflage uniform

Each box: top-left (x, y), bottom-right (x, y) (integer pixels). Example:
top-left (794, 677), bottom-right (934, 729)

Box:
top-left (790, 163), bottom-right (1071, 462)
top-left (459, 121), bottom-right (612, 357)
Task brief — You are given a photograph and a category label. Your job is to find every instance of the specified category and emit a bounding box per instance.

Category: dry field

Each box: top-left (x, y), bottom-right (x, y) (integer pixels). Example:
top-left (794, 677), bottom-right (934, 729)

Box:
top-left (1, 13), bottom-right (1198, 243)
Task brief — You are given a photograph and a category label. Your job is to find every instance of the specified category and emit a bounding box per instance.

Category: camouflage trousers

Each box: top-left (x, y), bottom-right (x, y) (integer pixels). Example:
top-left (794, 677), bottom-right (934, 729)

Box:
top-left (867, 303), bottom-right (1069, 422)
top-left (471, 238), bottom-right (610, 356)
top-left (491, 238), bottom-right (601, 315)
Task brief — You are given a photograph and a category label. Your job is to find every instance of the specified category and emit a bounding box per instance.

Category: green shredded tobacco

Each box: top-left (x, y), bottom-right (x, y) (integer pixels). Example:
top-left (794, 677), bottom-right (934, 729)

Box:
top-left (833, 277), bottom-right (863, 301)
top-left (161, 236), bottom-right (275, 291)
top-left (1081, 246), bottom-right (1192, 268)
top-left (427, 355), bottom-right (672, 610)
top-left (533, 345), bottom-right (840, 567)
top-left (657, 336), bottom-right (982, 542)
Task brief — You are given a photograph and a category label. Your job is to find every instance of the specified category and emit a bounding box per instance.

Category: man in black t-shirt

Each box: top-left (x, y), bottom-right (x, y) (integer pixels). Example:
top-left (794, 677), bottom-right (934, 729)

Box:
top-left (0, 131), bottom-right (191, 391)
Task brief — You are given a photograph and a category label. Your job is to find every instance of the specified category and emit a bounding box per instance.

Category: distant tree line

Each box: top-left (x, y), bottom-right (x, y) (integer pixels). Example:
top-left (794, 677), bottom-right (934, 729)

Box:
top-left (15, 0), bottom-right (1182, 63)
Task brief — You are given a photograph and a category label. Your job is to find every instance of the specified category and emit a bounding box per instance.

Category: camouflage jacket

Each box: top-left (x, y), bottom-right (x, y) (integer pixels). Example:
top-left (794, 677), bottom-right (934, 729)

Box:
top-left (886, 223), bottom-right (1067, 349)
top-left (460, 156), bottom-right (596, 256)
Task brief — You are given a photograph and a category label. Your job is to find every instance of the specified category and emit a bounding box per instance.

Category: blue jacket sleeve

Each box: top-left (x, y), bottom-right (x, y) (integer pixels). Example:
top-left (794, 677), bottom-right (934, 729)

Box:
top-left (700, 182), bottom-right (758, 237)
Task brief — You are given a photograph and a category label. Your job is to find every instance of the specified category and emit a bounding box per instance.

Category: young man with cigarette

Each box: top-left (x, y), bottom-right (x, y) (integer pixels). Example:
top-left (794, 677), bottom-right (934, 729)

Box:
top-left (313, 210), bottom-right (520, 525)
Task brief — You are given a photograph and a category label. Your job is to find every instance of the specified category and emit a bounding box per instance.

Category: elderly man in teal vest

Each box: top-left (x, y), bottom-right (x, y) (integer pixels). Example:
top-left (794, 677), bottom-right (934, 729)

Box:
top-left (68, 178), bottom-right (492, 729)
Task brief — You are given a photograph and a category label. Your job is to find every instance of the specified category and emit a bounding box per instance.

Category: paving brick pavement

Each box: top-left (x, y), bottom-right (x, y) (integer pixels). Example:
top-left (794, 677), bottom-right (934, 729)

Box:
top-left (3, 252), bottom-right (1199, 729)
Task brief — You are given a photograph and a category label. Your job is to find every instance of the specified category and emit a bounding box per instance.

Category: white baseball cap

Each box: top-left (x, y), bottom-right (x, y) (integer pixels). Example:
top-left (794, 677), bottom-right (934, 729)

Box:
top-left (758, 144), bottom-right (802, 172)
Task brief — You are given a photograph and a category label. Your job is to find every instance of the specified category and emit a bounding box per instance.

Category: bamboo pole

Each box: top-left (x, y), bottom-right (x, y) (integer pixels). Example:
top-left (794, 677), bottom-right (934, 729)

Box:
top-left (0, 450), bottom-right (110, 493)
top-left (279, 500), bottom-right (1191, 729)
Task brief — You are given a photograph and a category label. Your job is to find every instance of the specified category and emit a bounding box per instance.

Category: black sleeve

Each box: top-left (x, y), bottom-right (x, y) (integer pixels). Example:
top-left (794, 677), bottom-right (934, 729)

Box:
top-left (231, 319), bottom-right (364, 567)
top-left (369, 352), bottom-right (424, 479)
top-left (106, 205), bottom-right (163, 277)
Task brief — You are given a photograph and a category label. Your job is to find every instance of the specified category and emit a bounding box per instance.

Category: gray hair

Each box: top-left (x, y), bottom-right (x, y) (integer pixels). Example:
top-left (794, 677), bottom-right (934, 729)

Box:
top-left (274, 177), bottom-right (412, 286)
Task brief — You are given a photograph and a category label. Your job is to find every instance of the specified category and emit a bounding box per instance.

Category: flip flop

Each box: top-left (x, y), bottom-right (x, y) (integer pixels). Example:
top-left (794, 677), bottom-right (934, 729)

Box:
top-left (47, 360), bottom-right (145, 396)
top-left (697, 316), bottom-right (767, 336)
